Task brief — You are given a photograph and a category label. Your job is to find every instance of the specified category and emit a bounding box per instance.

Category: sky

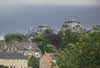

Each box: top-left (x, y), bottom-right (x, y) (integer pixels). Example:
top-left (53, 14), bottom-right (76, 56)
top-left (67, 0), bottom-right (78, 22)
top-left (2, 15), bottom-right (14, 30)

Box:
top-left (0, 0), bottom-right (100, 36)
top-left (0, 0), bottom-right (99, 6)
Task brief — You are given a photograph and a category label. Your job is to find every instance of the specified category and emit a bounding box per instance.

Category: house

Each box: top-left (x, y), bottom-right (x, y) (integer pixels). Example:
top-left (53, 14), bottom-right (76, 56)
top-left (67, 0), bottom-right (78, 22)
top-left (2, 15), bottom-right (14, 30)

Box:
top-left (0, 52), bottom-right (28, 68)
top-left (3, 42), bottom-right (41, 58)
top-left (0, 43), bottom-right (6, 52)
top-left (40, 53), bottom-right (56, 68)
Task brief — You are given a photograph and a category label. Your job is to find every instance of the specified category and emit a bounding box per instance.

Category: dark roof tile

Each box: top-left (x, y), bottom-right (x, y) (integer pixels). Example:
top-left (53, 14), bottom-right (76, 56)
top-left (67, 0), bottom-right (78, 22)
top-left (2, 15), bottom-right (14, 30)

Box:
top-left (0, 52), bottom-right (27, 59)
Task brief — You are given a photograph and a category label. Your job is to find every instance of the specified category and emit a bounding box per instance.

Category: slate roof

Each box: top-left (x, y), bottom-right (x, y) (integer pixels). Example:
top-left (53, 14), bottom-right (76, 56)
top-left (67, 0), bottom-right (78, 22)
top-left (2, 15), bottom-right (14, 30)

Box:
top-left (13, 42), bottom-right (41, 51)
top-left (0, 52), bottom-right (27, 59)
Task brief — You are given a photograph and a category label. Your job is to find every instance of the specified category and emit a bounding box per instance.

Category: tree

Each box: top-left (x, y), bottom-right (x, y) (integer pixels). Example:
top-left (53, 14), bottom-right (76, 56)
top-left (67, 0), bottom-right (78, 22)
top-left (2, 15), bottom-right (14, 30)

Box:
top-left (48, 34), bottom-right (62, 49)
top-left (58, 29), bottom-right (79, 49)
top-left (56, 26), bottom-right (100, 68)
top-left (42, 44), bottom-right (57, 54)
top-left (34, 29), bottom-right (55, 54)
top-left (0, 65), bottom-right (8, 68)
top-left (4, 33), bottom-right (28, 42)
top-left (92, 25), bottom-right (100, 32)
top-left (29, 56), bottom-right (39, 68)
top-left (56, 43), bottom-right (81, 68)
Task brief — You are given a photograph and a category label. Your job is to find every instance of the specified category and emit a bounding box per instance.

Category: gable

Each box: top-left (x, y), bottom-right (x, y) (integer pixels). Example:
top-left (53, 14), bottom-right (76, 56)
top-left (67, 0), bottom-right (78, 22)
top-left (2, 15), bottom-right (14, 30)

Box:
top-left (4, 43), bottom-right (18, 53)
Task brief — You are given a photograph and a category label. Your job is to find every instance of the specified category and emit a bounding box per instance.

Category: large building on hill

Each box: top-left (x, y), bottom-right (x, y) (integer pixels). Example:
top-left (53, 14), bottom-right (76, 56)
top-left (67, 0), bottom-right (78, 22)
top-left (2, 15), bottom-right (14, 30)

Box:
top-left (37, 24), bottom-right (51, 34)
top-left (40, 53), bottom-right (56, 68)
top-left (62, 19), bottom-right (83, 32)
top-left (0, 52), bottom-right (28, 68)
top-left (0, 42), bottom-right (41, 58)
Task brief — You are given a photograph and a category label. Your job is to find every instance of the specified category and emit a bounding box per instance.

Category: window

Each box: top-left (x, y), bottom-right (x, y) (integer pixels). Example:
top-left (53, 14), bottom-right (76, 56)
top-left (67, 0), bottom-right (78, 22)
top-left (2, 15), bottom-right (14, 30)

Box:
top-left (35, 52), bottom-right (39, 57)
top-left (28, 51), bottom-right (32, 56)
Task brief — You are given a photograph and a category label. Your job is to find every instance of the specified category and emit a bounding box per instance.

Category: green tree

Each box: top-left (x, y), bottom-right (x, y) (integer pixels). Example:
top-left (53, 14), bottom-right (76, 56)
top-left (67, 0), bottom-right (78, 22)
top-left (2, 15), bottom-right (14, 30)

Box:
top-left (4, 33), bottom-right (28, 42)
top-left (34, 29), bottom-right (55, 54)
top-left (56, 25), bottom-right (100, 68)
top-left (92, 25), bottom-right (100, 32)
top-left (29, 56), bottom-right (39, 68)
top-left (42, 44), bottom-right (57, 54)
top-left (0, 65), bottom-right (8, 68)
top-left (58, 29), bottom-right (79, 49)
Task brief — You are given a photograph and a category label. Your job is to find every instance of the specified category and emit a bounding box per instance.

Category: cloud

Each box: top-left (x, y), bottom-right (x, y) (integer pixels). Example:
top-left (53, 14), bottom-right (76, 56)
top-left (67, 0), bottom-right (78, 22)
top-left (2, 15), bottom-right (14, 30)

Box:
top-left (0, 0), bottom-right (99, 6)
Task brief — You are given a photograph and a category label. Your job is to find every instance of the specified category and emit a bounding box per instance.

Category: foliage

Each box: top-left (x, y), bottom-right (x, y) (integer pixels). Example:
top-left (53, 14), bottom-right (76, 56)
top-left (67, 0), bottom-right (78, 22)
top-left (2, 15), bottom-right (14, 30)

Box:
top-left (56, 43), bottom-right (81, 68)
top-left (56, 25), bottom-right (100, 68)
top-left (48, 34), bottom-right (62, 49)
top-left (4, 33), bottom-right (28, 42)
top-left (29, 56), bottom-right (39, 68)
top-left (34, 29), bottom-right (55, 54)
top-left (0, 65), bottom-right (8, 68)
top-left (58, 29), bottom-right (79, 49)
top-left (42, 44), bottom-right (57, 54)
top-left (92, 25), bottom-right (100, 32)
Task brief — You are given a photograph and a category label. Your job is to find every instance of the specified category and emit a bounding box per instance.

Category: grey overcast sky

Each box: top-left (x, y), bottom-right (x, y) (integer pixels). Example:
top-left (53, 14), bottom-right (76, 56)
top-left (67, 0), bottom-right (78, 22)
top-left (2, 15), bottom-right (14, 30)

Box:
top-left (0, 0), bottom-right (100, 35)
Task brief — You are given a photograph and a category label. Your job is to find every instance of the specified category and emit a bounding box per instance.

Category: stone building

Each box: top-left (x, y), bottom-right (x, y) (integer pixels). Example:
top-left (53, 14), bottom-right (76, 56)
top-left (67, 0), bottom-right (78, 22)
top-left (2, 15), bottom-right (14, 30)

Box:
top-left (0, 52), bottom-right (28, 68)
top-left (37, 24), bottom-right (51, 34)
top-left (0, 42), bottom-right (41, 58)
top-left (40, 53), bottom-right (56, 68)
top-left (62, 19), bottom-right (83, 32)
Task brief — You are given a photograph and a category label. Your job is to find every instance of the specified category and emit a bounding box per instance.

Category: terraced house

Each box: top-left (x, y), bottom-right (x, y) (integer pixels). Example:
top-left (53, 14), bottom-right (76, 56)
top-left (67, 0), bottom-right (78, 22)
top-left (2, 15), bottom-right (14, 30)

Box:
top-left (40, 53), bottom-right (56, 68)
top-left (0, 52), bottom-right (28, 68)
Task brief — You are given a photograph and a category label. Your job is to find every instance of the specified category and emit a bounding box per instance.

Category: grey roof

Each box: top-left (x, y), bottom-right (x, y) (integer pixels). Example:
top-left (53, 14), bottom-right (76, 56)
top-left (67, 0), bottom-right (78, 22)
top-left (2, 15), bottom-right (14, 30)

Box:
top-left (13, 42), bottom-right (41, 51)
top-left (32, 43), bottom-right (41, 52)
top-left (0, 52), bottom-right (27, 59)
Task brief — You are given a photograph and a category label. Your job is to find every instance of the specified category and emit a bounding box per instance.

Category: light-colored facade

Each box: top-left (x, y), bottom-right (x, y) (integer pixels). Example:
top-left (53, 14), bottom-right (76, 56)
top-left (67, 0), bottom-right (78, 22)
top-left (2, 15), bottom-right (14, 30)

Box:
top-left (37, 24), bottom-right (51, 34)
top-left (0, 53), bottom-right (28, 68)
top-left (62, 19), bottom-right (83, 32)
top-left (40, 53), bottom-right (56, 68)
top-left (0, 42), bottom-right (41, 58)
top-left (0, 59), bottom-right (28, 68)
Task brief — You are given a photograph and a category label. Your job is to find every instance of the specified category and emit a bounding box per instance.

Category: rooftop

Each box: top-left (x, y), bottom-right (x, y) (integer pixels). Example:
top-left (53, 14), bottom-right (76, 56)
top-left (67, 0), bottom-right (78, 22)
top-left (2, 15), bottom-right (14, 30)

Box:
top-left (0, 52), bottom-right (27, 59)
top-left (64, 19), bottom-right (80, 24)
top-left (46, 53), bottom-right (56, 60)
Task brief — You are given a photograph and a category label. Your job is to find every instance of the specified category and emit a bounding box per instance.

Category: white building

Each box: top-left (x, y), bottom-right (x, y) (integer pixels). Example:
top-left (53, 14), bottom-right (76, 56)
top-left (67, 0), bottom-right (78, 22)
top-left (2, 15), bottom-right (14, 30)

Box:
top-left (0, 36), bottom-right (5, 40)
top-left (62, 19), bottom-right (83, 32)
top-left (37, 24), bottom-right (51, 34)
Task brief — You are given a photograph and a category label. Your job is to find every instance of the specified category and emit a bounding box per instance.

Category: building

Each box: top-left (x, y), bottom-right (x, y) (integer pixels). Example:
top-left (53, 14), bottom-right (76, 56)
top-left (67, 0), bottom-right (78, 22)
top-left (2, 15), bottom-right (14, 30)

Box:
top-left (40, 53), bottom-right (56, 68)
top-left (37, 24), bottom-right (51, 34)
top-left (0, 36), bottom-right (5, 40)
top-left (0, 52), bottom-right (28, 68)
top-left (27, 26), bottom-right (37, 42)
top-left (0, 43), bottom-right (6, 52)
top-left (0, 42), bottom-right (41, 58)
top-left (62, 19), bottom-right (83, 33)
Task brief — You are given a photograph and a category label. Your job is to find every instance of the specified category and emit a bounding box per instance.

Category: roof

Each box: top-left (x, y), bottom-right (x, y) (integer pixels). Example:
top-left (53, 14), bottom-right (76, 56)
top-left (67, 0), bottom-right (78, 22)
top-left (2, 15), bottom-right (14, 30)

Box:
top-left (46, 53), bottom-right (56, 60)
top-left (13, 42), bottom-right (41, 51)
top-left (0, 52), bottom-right (27, 59)
top-left (64, 19), bottom-right (80, 24)
top-left (31, 43), bottom-right (41, 51)
top-left (45, 61), bottom-right (52, 66)
top-left (38, 24), bottom-right (49, 27)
